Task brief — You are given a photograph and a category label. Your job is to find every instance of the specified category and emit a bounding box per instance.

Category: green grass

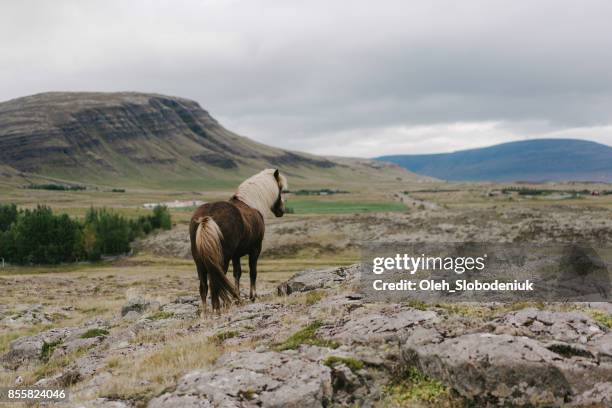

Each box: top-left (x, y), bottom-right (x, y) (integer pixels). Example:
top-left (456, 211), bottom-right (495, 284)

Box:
top-left (80, 328), bottom-right (110, 339)
top-left (589, 310), bottom-right (612, 329)
top-left (146, 311), bottom-right (174, 321)
top-left (324, 356), bottom-right (364, 373)
top-left (384, 367), bottom-right (450, 405)
top-left (273, 321), bottom-right (339, 351)
top-left (34, 346), bottom-right (91, 384)
top-left (285, 199), bottom-right (406, 214)
top-left (40, 340), bottom-right (62, 362)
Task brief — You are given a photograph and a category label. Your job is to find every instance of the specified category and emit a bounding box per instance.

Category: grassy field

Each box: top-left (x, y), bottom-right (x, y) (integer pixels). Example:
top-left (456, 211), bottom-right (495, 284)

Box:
top-left (286, 198), bottom-right (407, 214)
top-left (405, 182), bottom-right (612, 211)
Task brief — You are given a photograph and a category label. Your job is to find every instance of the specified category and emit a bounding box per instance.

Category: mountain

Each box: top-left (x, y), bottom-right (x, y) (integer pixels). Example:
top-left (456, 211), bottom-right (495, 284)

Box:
top-left (378, 139), bottom-right (612, 182)
top-left (0, 92), bottom-right (419, 189)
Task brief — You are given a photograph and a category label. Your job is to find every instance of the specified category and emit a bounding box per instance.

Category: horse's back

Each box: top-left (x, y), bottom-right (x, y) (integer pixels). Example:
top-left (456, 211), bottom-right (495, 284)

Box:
top-left (189, 200), bottom-right (264, 259)
top-left (190, 201), bottom-right (243, 240)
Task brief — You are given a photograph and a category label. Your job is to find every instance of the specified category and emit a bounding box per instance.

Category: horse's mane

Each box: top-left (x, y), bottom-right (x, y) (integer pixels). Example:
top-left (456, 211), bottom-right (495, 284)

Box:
top-left (233, 169), bottom-right (288, 216)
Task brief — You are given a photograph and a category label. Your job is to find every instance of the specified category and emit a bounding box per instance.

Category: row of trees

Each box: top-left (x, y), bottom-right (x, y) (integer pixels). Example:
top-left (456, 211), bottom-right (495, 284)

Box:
top-left (0, 204), bottom-right (172, 264)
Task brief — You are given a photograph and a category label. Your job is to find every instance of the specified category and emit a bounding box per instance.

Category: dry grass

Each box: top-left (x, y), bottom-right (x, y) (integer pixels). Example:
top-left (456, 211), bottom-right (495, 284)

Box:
top-left (0, 342), bottom-right (94, 389)
top-left (0, 324), bottom-right (53, 355)
top-left (96, 331), bottom-right (224, 404)
top-left (0, 371), bottom-right (16, 388)
top-left (26, 346), bottom-right (91, 386)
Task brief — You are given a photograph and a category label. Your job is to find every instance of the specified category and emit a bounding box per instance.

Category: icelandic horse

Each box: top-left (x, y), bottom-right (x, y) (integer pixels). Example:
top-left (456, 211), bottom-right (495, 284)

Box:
top-left (189, 169), bottom-right (287, 312)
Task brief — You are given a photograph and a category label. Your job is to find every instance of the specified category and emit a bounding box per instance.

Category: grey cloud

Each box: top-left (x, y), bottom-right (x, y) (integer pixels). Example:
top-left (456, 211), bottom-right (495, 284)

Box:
top-left (2, 0), bottom-right (612, 156)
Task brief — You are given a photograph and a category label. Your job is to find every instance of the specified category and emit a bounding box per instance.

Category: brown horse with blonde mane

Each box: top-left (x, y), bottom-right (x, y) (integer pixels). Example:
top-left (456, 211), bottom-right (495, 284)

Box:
top-left (189, 169), bottom-right (288, 312)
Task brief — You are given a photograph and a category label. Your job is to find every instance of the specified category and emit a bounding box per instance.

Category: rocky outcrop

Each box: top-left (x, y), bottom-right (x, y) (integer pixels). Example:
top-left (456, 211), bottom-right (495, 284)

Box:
top-left (1, 320), bottom-right (110, 370)
top-left (319, 306), bottom-right (439, 344)
top-left (491, 308), bottom-right (605, 343)
top-left (404, 333), bottom-right (570, 406)
top-left (401, 311), bottom-right (612, 406)
top-left (277, 264), bottom-right (360, 295)
top-left (159, 297), bottom-right (200, 320)
top-left (1, 266), bottom-right (610, 407)
top-left (149, 351), bottom-right (333, 408)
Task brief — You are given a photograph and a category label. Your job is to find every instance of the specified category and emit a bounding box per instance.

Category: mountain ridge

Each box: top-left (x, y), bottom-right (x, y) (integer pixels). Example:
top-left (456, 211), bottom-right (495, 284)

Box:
top-left (378, 138), bottom-right (612, 182)
top-left (0, 92), bottom-right (419, 189)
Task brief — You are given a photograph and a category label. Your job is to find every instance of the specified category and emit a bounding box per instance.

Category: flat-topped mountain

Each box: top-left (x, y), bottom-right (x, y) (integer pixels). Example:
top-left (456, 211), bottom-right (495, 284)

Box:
top-left (378, 139), bottom-right (612, 183)
top-left (0, 92), bottom-right (416, 189)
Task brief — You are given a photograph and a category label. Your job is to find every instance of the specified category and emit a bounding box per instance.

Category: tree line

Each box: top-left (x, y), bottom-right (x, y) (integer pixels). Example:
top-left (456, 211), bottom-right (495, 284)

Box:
top-left (0, 204), bottom-right (171, 264)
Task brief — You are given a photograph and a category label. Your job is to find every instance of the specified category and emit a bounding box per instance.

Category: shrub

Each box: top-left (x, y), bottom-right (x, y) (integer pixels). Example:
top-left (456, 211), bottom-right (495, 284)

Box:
top-left (151, 205), bottom-right (172, 230)
top-left (0, 204), bottom-right (18, 232)
top-left (6, 206), bottom-right (82, 264)
top-left (27, 183), bottom-right (85, 191)
top-left (0, 204), bottom-right (171, 265)
top-left (84, 208), bottom-right (131, 255)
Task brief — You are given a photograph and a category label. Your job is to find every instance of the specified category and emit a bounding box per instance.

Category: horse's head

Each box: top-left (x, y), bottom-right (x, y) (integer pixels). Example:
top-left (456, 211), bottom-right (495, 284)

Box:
top-left (233, 168), bottom-right (288, 218)
top-left (271, 169), bottom-right (288, 217)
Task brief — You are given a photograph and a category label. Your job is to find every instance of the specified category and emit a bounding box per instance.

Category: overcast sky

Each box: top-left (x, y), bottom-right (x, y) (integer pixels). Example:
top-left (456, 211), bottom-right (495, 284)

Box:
top-left (2, 0), bottom-right (612, 157)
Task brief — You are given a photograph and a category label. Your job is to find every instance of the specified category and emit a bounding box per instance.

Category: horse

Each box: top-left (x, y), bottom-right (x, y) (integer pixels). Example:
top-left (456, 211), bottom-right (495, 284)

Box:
top-left (189, 169), bottom-right (288, 312)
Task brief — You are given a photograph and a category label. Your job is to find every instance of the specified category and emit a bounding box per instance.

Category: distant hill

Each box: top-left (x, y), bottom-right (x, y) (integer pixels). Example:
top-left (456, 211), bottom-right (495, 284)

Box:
top-left (378, 139), bottom-right (612, 182)
top-left (0, 92), bottom-right (421, 189)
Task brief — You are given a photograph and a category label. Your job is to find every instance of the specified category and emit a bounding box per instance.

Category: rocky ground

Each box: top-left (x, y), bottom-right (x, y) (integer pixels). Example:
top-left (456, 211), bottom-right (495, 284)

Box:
top-left (136, 204), bottom-right (612, 260)
top-left (2, 195), bottom-right (612, 407)
top-left (1, 265), bottom-right (610, 407)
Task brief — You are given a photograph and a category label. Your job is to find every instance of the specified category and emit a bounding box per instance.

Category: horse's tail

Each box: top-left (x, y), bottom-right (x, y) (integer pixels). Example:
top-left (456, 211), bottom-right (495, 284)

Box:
top-left (194, 216), bottom-right (240, 310)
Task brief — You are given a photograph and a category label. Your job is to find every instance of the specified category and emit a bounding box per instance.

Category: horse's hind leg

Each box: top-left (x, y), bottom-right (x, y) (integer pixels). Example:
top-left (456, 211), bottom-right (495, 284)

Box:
top-left (232, 256), bottom-right (242, 295)
top-left (196, 262), bottom-right (208, 315)
top-left (248, 245), bottom-right (261, 301)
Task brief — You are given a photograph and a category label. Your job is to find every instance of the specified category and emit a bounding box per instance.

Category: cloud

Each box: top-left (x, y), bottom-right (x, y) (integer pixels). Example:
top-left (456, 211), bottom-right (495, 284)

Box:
top-left (2, 0), bottom-right (612, 156)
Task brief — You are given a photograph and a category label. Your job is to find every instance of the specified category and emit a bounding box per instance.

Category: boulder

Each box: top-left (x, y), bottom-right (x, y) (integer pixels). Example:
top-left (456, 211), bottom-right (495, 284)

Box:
top-left (571, 382), bottom-right (612, 407)
top-left (492, 308), bottom-right (605, 343)
top-left (590, 331), bottom-right (612, 363)
top-left (277, 265), bottom-right (359, 295)
top-left (1, 328), bottom-right (72, 369)
top-left (149, 351), bottom-right (332, 408)
top-left (402, 332), bottom-right (612, 406)
top-left (1, 321), bottom-right (110, 370)
top-left (308, 294), bottom-right (364, 318)
top-left (319, 307), bottom-right (438, 344)
top-left (211, 303), bottom-right (291, 346)
top-left (160, 301), bottom-right (199, 320)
